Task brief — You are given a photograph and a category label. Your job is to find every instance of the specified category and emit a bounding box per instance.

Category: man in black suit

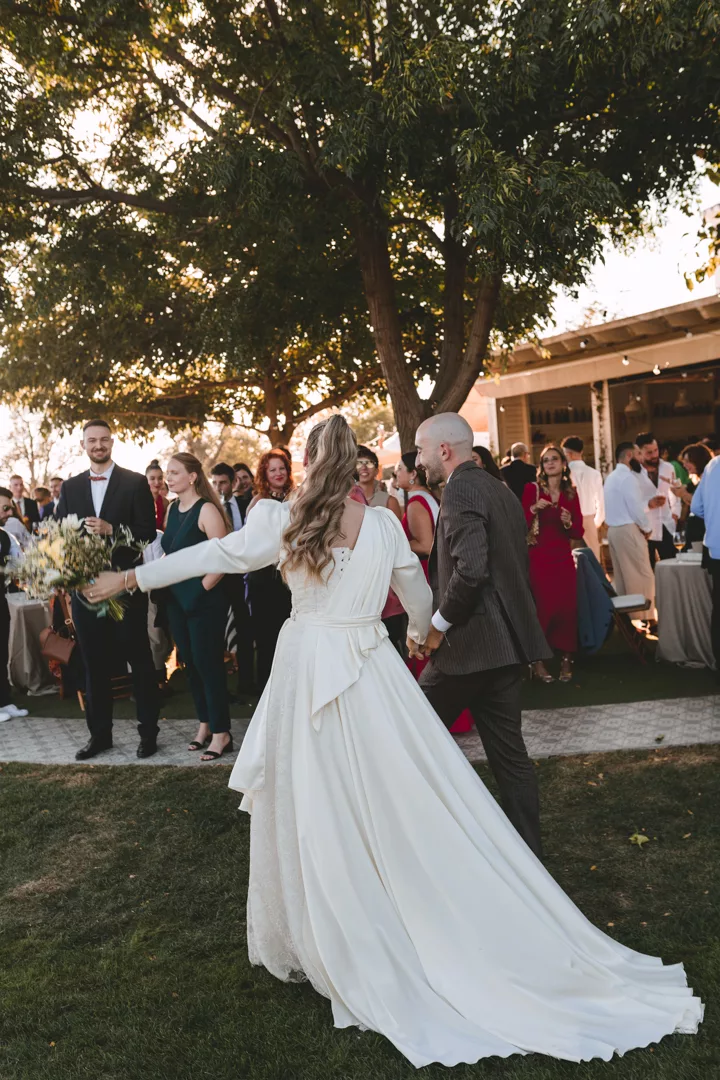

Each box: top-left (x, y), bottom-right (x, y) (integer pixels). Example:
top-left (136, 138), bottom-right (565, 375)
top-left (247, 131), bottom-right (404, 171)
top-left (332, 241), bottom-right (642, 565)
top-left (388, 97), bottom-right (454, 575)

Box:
top-left (210, 462), bottom-right (255, 694)
top-left (9, 475), bottom-right (40, 528)
top-left (56, 419), bottom-right (160, 760)
top-left (500, 443), bottom-right (537, 502)
top-left (414, 414), bottom-right (550, 859)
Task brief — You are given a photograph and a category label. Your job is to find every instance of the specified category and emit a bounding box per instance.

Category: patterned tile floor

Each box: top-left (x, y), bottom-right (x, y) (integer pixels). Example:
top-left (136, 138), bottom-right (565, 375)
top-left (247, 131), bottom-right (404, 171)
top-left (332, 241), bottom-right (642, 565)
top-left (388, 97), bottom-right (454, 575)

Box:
top-left (1, 695), bottom-right (718, 768)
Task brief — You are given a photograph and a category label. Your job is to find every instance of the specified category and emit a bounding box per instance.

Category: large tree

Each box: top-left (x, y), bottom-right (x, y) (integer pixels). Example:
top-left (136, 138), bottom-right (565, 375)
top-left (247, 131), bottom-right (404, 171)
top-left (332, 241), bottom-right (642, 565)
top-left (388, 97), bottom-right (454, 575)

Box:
top-left (1, 1), bottom-right (718, 446)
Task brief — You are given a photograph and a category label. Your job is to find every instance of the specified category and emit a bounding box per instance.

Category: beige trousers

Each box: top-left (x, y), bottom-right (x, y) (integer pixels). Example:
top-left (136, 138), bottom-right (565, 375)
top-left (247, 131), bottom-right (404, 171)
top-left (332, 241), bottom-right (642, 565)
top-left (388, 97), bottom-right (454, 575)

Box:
top-left (607, 524), bottom-right (655, 614)
top-left (582, 516), bottom-right (600, 560)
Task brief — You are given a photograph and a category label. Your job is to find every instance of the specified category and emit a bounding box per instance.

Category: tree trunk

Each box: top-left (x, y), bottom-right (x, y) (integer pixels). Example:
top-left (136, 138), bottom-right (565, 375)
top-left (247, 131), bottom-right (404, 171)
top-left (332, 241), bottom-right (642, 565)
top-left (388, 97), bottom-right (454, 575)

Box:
top-left (353, 214), bottom-right (426, 450)
top-left (429, 196), bottom-right (467, 408)
top-left (436, 274), bottom-right (502, 414)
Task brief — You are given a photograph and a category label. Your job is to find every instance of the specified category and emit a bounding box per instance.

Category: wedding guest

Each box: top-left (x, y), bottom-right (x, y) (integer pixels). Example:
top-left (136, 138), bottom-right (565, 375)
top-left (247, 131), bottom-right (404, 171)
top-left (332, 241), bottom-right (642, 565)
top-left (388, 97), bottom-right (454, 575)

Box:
top-left (500, 443), bottom-right (537, 501)
top-left (9, 475), bottom-right (39, 529)
top-left (34, 486), bottom-right (53, 520)
top-left (0, 488), bottom-right (23, 560)
top-left (233, 462), bottom-right (255, 504)
top-left (3, 498), bottom-right (31, 549)
top-left (560, 435), bottom-right (605, 560)
top-left (672, 442), bottom-right (713, 549)
top-left (0, 488), bottom-right (29, 723)
top-left (247, 450), bottom-right (295, 690)
top-left (210, 463), bottom-right (245, 531)
top-left (49, 476), bottom-right (63, 516)
top-left (522, 445), bottom-right (584, 683)
top-left (210, 461), bottom-right (256, 695)
top-left (702, 436), bottom-right (720, 457)
top-left (57, 419), bottom-right (160, 760)
top-left (394, 452), bottom-right (439, 573)
top-left (356, 445), bottom-right (401, 517)
top-left (603, 442), bottom-right (657, 614)
top-left (472, 444), bottom-right (503, 481)
top-left (161, 454), bottom-right (233, 760)
top-left (660, 444), bottom-right (689, 485)
top-left (146, 460), bottom-right (169, 530)
top-left (635, 431), bottom-right (680, 564)
top-left (690, 454), bottom-right (720, 679)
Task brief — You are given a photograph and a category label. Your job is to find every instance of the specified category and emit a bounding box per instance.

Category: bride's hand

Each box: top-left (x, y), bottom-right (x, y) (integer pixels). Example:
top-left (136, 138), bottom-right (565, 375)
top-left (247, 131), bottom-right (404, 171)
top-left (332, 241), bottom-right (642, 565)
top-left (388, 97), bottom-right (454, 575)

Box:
top-left (407, 636), bottom-right (423, 659)
top-left (82, 571), bottom-right (126, 602)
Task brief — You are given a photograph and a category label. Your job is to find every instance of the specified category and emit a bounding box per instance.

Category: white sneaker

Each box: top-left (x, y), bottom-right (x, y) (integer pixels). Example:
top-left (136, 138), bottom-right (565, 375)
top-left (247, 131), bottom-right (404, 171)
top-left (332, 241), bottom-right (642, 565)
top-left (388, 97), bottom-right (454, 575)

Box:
top-left (1, 704), bottom-right (28, 718)
top-left (0, 711), bottom-right (11, 722)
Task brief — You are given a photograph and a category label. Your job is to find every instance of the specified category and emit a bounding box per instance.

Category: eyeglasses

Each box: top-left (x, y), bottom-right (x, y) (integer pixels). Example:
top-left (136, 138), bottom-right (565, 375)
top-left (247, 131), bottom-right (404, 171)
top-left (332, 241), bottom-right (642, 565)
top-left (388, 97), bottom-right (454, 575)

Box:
top-left (357, 459), bottom-right (375, 468)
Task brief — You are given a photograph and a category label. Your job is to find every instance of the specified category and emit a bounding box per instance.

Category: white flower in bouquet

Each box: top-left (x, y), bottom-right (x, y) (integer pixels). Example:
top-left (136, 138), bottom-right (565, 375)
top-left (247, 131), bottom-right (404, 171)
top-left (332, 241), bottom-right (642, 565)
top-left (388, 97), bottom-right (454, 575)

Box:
top-left (6, 518), bottom-right (146, 620)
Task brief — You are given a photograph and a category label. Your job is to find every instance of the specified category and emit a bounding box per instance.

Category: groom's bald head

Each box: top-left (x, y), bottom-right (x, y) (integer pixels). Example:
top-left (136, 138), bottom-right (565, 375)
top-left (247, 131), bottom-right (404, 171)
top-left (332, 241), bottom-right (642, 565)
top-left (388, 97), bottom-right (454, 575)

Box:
top-left (415, 413), bottom-right (474, 485)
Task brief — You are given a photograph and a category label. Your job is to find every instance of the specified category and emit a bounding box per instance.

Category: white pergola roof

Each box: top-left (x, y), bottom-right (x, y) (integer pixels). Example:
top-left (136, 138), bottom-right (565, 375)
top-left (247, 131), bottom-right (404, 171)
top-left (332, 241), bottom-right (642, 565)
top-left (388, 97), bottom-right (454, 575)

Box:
top-left (478, 294), bottom-right (720, 398)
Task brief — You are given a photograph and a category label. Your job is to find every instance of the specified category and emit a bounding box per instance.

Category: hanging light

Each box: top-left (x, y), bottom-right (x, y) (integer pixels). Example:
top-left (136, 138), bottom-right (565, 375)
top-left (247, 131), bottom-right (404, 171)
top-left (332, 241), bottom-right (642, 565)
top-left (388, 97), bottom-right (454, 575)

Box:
top-left (652, 364), bottom-right (661, 375)
top-left (673, 387), bottom-right (691, 412)
top-left (622, 355), bottom-right (630, 366)
top-left (624, 393), bottom-right (643, 416)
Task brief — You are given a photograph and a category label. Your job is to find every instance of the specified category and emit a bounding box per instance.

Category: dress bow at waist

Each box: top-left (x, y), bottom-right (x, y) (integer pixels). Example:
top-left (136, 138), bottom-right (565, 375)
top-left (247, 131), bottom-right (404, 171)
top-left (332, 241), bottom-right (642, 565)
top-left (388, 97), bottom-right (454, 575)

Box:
top-left (290, 611), bottom-right (382, 630)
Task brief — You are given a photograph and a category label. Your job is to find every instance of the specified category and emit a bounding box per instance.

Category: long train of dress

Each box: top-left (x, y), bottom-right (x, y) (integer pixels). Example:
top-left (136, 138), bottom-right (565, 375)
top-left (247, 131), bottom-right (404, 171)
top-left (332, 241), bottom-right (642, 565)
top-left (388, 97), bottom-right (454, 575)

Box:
top-left (136, 500), bottom-right (703, 1068)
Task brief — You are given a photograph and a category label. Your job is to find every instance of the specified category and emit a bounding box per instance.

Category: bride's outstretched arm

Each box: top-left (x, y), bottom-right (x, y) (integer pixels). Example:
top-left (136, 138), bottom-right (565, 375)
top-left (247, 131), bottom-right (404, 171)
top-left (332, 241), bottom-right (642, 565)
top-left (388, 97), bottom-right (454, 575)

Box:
top-left (135, 500), bottom-right (285, 592)
top-left (384, 511), bottom-right (433, 643)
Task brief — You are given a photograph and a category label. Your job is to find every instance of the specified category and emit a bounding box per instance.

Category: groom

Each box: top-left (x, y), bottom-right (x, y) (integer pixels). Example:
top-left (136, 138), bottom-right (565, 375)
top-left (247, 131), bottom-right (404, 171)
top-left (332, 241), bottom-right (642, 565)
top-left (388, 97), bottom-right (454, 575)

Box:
top-left (56, 419), bottom-right (160, 760)
top-left (413, 413), bottom-right (550, 858)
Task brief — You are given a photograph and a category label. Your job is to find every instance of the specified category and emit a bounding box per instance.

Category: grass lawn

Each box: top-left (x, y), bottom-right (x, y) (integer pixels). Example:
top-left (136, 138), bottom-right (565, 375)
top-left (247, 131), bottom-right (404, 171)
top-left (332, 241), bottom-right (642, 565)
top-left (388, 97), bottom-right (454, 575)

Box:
top-left (1, 747), bottom-right (718, 1080)
top-left (14, 635), bottom-right (719, 724)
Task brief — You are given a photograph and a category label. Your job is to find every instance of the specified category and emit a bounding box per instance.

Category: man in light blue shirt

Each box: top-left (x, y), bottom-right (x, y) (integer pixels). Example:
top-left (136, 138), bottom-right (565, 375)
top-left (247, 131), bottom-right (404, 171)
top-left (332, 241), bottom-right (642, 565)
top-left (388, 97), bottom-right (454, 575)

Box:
top-left (691, 455), bottom-right (720, 678)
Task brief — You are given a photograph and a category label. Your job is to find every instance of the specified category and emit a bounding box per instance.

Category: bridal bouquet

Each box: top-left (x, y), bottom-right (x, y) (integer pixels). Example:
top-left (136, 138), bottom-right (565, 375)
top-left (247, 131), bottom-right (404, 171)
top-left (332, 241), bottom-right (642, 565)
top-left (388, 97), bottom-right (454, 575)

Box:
top-left (6, 515), bottom-right (145, 620)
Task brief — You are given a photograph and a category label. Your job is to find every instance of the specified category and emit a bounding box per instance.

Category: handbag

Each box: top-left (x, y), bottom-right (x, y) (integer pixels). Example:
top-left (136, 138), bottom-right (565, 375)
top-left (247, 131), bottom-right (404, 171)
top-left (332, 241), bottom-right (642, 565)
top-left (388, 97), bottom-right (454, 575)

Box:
top-left (40, 594), bottom-right (76, 665)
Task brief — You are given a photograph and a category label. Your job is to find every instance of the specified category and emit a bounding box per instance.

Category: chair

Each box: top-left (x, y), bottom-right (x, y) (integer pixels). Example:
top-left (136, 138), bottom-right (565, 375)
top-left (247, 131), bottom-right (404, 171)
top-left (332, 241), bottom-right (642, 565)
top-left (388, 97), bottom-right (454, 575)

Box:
top-left (611, 594), bottom-right (651, 663)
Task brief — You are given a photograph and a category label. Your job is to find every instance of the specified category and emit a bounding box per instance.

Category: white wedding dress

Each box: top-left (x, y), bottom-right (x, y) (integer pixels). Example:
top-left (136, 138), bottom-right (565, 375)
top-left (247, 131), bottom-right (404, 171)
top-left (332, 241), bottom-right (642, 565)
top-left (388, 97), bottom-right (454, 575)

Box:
top-left (135, 500), bottom-right (703, 1068)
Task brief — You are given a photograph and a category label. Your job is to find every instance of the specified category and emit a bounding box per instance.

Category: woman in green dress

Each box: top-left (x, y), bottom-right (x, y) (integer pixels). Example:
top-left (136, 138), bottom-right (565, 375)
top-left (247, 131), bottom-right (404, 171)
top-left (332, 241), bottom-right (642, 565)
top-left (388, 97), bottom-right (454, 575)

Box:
top-left (162, 453), bottom-right (233, 761)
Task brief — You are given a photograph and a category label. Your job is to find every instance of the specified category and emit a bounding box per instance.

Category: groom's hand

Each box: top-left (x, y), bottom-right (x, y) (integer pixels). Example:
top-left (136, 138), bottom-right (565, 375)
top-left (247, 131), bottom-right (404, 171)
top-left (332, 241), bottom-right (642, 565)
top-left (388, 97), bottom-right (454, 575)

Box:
top-left (420, 626), bottom-right (445, 658)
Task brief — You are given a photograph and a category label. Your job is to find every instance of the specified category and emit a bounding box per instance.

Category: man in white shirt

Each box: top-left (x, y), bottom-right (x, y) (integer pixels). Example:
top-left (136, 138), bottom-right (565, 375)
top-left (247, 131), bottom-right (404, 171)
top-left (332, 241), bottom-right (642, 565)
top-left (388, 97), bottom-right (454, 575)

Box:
top-left (604, 442), bottom-right (661, 612)
top-left (635, 431), bottom-right (680, 565)
top-left (561, 435), bottom-right (604, 559)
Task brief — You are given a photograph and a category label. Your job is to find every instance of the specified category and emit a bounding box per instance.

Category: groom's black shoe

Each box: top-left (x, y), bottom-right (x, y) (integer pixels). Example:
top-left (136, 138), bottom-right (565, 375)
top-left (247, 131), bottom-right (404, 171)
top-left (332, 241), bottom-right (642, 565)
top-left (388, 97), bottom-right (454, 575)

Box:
top-left (137, 740), bottom-right (158, 759)
top-left (75, 736), bottom-right (113, 761)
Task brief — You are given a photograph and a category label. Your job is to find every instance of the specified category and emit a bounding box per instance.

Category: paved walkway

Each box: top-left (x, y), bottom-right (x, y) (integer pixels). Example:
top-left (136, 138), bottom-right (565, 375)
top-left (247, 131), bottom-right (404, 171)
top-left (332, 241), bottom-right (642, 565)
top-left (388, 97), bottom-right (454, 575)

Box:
top-left (1, 695), bottom-right (718, 767)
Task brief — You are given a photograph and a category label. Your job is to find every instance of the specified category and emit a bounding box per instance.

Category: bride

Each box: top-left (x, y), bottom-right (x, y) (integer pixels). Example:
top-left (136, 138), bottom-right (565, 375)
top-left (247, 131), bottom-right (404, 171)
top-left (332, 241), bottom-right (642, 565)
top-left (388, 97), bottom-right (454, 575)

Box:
top-left (88, 415), bottom-right (702, 1068)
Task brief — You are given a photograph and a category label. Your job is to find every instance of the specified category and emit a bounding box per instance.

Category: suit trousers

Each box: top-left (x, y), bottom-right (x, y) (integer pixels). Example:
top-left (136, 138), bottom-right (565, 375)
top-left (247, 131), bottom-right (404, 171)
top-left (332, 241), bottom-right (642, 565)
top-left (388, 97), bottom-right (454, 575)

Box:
top-left (226, 575), bottom-right (255, 690)
top-left (420, 662), bottom-right (542, 859)
top-left (71, 591), bottom-right (160, 742)
top-left (607, 524), bottom-right (655, 613)
top-left (648, 526), bottom-right (677, 567)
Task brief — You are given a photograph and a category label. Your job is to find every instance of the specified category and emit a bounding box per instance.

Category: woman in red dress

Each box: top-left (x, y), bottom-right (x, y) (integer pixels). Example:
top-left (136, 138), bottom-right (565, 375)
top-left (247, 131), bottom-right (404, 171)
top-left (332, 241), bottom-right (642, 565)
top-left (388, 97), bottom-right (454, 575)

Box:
top-left (146, 460), bottom-right (169, 530)
top-left (522, 445), bottom-right (584, 684)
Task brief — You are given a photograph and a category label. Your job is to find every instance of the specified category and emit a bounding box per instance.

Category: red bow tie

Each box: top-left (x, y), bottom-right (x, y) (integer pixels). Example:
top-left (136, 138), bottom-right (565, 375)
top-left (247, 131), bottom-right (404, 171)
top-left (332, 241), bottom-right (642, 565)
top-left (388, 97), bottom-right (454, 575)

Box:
top-left (90, 475), bottom-right (108, 482)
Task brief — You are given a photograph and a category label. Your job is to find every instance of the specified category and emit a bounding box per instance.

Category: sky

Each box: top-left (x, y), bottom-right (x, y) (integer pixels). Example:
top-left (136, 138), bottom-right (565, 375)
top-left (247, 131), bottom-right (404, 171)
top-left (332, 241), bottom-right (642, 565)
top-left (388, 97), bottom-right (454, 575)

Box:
top-left (4, 175), bottom-right (719, 479)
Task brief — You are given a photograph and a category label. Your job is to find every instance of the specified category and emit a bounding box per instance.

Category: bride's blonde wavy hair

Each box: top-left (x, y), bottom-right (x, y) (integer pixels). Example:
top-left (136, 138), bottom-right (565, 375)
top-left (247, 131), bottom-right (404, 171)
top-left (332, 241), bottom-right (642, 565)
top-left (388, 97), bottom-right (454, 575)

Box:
top-left (282, 414), bottom-right (358, 582)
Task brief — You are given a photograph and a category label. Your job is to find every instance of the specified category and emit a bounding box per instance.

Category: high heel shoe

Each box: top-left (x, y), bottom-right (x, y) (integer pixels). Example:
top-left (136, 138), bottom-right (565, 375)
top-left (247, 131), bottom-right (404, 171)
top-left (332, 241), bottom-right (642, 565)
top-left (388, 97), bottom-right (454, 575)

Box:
top-left (558, 658), bottom-right (573, 683)
top-left (531, 664), bottom-right (555, 684)
top-left (200, 736), bottom-right (234, 761)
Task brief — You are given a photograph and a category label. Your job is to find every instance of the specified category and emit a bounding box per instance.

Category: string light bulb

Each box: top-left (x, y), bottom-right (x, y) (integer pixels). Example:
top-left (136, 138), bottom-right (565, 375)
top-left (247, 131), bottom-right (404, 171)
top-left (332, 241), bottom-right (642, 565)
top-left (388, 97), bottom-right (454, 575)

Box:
top-left (622, 356), bottom-right (630, 366)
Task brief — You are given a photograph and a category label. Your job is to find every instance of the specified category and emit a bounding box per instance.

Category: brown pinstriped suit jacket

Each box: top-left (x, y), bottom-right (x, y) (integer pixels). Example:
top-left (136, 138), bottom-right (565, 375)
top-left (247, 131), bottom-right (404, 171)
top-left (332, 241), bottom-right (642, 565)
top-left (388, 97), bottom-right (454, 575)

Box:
top-left (427, 460), bottom-right (550, 675)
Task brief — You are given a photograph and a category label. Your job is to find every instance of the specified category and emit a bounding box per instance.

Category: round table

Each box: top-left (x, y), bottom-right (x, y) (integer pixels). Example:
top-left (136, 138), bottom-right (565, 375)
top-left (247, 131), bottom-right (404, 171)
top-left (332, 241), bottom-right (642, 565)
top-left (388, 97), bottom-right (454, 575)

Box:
top-left (6, 592), bottom-right (56, 693)
top-left (656, 557), bottom-right (714, 668)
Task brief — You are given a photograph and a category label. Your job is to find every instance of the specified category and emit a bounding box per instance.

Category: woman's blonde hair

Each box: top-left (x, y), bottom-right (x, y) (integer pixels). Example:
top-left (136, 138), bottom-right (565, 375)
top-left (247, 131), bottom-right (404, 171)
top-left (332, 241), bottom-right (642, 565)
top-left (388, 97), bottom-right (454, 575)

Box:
top-left (169, 452), bottom-right (231, 529)
top-left (282, 414), bottom-right (357, 582)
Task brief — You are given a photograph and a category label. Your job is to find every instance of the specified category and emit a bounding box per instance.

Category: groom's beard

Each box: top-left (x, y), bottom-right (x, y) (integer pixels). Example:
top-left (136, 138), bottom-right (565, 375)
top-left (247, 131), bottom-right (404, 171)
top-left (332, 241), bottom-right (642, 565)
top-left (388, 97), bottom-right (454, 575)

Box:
top-left (628, 458), bottom-right (642, 473)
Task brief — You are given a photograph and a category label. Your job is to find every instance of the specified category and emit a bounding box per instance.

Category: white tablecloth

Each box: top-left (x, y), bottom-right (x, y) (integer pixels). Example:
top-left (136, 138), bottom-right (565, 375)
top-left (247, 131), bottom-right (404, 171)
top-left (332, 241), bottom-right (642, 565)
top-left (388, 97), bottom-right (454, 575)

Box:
top-left (7, 592), bottom-right (56, 693)
top-left (656, 559), bottom-right (714, 669)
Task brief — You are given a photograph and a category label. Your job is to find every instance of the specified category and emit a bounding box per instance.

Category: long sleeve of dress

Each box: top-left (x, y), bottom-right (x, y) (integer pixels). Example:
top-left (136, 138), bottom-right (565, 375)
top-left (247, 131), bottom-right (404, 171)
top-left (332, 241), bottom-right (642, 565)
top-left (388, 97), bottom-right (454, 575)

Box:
top-left (567, 491), bottom-right (584, 540)
top-left (135, 499), bottom-right (286, 592)
top-left (521, 482), bottom-right (539, 527)
top-left (382, 509), bottom-right (432, 644)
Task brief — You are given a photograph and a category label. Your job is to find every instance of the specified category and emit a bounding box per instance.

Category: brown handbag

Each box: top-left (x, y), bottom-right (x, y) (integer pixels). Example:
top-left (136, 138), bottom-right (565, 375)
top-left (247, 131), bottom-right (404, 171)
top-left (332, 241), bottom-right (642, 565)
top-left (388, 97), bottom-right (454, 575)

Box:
top-left (40, 594), bottom-right (76, 665)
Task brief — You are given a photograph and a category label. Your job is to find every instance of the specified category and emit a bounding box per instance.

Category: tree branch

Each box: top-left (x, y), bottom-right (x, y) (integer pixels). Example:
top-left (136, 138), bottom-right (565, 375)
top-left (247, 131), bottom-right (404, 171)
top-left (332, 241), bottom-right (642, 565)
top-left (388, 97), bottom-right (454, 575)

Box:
top-left (144, 66), bottom-right (218, 138)
top-left (12, 184), bottom-right (202, 216)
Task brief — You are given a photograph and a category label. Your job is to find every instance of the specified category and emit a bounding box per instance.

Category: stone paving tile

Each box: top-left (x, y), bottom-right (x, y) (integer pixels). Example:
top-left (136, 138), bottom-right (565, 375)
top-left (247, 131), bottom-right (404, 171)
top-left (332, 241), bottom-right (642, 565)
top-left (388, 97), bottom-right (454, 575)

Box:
top-left (1, 695), bottom-right (719, 768)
